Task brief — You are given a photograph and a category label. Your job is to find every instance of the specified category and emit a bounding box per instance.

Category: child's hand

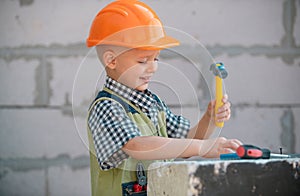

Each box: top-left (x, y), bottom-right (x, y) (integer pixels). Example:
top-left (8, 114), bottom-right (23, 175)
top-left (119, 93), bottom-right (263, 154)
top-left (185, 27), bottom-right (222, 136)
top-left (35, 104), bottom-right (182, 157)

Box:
top-left (206, 94), bottom-right (231, 123)
top-left (199, 137), bottom-right (242, 158)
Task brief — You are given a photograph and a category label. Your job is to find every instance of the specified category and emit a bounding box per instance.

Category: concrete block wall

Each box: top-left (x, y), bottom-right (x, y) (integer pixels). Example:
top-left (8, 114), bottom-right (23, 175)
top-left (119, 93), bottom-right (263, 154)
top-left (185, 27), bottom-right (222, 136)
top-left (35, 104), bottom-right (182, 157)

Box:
top-left (147, 159), bottom-right (300, 195)
top-left (0, 0), bottom-right (299, 195)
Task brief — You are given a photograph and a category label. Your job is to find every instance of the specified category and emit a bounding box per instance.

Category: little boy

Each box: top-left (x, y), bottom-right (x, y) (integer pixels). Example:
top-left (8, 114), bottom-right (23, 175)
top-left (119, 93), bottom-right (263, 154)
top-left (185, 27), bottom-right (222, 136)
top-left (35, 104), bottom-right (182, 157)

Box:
top-left (86, 1), bottom-right (242, 195)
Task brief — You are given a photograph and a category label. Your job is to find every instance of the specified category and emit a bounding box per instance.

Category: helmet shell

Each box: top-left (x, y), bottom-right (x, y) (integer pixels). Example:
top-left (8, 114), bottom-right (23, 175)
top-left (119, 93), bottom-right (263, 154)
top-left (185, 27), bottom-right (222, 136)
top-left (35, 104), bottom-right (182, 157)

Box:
top-left (86, 0), bottom-right (179, 49)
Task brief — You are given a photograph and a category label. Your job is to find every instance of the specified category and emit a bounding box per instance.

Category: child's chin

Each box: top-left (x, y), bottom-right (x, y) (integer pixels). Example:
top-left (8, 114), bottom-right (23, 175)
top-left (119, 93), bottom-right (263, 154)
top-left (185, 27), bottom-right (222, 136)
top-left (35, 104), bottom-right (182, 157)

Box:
top-left (135, 83), bottom-right (149, 91)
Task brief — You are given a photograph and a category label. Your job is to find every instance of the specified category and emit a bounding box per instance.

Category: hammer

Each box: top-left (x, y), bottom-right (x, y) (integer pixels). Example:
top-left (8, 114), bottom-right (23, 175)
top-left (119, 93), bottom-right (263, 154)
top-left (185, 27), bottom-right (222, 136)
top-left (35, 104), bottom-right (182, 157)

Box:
top-left (210, 62), bottom-right (228, 127)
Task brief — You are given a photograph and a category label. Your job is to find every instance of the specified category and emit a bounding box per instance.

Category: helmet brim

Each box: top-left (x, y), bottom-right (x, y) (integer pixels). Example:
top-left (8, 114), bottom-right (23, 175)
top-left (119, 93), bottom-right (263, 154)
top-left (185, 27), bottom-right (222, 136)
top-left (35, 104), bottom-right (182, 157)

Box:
top-left (87, 25), bottom-right (180, 49)
top-left (90, 36), bottom-right (179, 50)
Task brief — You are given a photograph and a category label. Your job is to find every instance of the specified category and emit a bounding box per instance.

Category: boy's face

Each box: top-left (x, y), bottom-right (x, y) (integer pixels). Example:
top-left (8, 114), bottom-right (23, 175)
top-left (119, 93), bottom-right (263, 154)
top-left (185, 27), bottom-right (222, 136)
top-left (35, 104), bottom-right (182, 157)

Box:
top-left (112, 48), bottom-right (160, 91)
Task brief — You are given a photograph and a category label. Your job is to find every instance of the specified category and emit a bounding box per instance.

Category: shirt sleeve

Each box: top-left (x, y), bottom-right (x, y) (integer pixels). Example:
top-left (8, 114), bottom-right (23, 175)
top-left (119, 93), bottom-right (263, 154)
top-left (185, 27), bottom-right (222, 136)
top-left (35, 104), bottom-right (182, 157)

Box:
top-left (88, 99), bottom-right (141, 170)
top-left (162, 101), bottom-right (190, 138)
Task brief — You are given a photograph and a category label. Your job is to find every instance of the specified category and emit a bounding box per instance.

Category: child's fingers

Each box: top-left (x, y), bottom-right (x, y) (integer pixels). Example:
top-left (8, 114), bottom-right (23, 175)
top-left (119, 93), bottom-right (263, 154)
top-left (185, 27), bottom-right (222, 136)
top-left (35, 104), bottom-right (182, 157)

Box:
top-left (217, 102), bottom-right (231, 113)
top-left (216, 106), bottom-right (230, 115)
top-left (201, 137), bottom-right (243, 158)
top-left (216, 106), bottom-right (231, 122)
top-left (215, 138), bottom-right (242, 156)
top-left (233, 139), bottom-right (243, 147)
top-left (207, 96), bottom-right (232, 121)
top-left (222, 139), bottom-right (241, 151)
top-left (221, 148), bottom-right (235, 154)
top-left (216, 95), bottom-right (231, 122)
top-left (216, 113), bottom-right (231, 122)
top-left (222, 94), bottom-right (229, 103)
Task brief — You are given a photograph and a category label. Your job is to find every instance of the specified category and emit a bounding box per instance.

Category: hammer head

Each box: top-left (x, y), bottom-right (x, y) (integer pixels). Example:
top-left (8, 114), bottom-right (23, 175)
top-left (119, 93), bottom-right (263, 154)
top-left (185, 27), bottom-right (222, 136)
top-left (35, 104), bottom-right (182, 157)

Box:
top-left (210, 62), bottom-right (228, 79)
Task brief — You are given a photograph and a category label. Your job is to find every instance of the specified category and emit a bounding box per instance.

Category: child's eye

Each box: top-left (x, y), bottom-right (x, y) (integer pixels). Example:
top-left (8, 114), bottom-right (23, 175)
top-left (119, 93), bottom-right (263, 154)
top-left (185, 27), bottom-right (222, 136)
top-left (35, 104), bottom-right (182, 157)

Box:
top-left (138, 60), bottom-right (147, 64)
top-left (137, 58), bottom-right (147, 64)
top-left (137, 58), bottom-right (159, 64)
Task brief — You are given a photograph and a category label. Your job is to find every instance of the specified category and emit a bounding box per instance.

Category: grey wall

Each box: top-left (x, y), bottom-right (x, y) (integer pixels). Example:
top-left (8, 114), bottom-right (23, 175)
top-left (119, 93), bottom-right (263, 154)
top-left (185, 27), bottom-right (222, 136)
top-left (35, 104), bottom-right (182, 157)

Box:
top-left (0, 0), bottom-right (299, 195)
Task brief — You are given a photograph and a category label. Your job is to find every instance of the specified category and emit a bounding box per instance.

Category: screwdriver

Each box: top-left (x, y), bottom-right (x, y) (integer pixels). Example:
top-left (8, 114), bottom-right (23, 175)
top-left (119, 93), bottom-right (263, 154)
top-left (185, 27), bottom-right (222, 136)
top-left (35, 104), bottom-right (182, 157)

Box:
top-left (220, 144), bottom-right (291, 160)
top-left (236, 144), bottom-right (291, 159)
top-left (236, 144), bottom-right (270, 159)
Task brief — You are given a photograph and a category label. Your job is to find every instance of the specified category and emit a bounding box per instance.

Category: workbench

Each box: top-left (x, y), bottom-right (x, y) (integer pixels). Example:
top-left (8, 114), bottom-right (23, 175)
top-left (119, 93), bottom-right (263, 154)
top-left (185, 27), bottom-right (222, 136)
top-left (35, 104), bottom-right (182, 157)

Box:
top-left (147, 158), bottom-right (300, 196)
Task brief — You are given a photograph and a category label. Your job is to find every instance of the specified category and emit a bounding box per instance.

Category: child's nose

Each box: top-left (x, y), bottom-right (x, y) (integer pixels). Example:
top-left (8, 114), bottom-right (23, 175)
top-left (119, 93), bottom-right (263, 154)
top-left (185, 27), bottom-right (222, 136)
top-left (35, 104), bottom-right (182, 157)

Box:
top-left (146, 61), bottom-right (158, 73)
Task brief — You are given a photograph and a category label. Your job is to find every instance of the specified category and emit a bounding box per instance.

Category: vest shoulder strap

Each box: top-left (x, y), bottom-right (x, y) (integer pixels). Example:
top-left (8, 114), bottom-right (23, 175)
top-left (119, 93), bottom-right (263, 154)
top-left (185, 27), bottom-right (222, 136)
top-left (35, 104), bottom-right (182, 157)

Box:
top-left (92, 89), bottom-right (138, 114)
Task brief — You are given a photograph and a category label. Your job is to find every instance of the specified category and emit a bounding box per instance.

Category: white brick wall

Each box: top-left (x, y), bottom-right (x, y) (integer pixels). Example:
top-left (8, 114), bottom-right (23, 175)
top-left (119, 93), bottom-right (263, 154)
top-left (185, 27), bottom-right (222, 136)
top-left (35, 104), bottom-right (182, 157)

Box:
top-left (0, 0), bottom-right (109, 47)
top-left (48, 167), bottom-right (90, 196)
top-left (222, 107), bottom-right (285, 152)
top-left (49, 55), bottom-right (101, 106)
top-left (0, 170), bottom-right (46, 196)
top-left (219, 54), bottom-right (300, 105)
top-left (148, 0), bottom-right (285, 46)
top-left (151, 57), bottom-right (202, 106)
top-left (294, 0), bottom-right (300, 45)
top-left (0, 59), bottom-right (39, 105)
top-left (294, 108), bottom-right (300, 151)
top-left (0, 109), bottom-right (88, 159)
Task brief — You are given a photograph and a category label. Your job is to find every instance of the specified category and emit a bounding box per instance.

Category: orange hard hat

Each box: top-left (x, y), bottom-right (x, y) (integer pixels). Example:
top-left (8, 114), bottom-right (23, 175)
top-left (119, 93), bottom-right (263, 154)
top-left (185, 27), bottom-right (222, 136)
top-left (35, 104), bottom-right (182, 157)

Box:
top-left (86, 0), bottom-right (179, 49)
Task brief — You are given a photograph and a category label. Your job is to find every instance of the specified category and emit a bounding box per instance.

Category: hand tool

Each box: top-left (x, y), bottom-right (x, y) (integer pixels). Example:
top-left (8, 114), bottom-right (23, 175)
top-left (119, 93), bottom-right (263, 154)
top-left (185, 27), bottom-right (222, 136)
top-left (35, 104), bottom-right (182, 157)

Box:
top-left (236, 144), bottom-right (271, 159)
top-left (133, 162), bottom-right (147, 193)
top-left (136, 162), bottom-right (147, 186)
top-left (210, 62), bottom-right (228, 127)
top-left (220, 144), bottom-right (291, 160)
top-left (237, 144), bottom-right (291, 159)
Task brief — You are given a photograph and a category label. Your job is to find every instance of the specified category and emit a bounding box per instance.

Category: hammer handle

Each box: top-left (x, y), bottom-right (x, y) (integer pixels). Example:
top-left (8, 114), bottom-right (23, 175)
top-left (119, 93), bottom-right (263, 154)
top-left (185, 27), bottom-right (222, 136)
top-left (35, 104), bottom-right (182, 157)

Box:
top-left (215, 75), bottom-right (224, 127)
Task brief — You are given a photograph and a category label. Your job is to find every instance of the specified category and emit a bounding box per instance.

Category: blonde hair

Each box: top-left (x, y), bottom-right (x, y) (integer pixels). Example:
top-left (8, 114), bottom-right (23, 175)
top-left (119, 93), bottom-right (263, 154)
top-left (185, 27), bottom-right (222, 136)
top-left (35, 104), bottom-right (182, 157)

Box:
top-left (96, 45), bottom-right (129, 66)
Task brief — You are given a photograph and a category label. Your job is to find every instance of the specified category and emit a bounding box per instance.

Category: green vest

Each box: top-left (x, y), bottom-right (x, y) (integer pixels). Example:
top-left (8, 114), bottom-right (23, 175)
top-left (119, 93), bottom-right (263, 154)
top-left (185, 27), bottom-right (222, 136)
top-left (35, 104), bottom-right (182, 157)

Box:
top-left (87, 88), bottom-right (169, 196)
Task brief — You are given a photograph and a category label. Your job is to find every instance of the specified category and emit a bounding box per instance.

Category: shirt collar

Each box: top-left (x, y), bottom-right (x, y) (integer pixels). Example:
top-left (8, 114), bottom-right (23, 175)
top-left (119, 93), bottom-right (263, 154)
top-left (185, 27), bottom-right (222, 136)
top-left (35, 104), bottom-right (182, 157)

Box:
top-left (104, 76), bottom-right (156, 111)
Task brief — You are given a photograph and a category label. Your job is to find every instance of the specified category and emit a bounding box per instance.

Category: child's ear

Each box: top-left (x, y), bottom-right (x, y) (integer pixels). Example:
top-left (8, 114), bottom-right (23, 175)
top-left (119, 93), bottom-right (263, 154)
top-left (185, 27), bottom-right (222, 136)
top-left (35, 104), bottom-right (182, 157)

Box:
top-left (103, 51), bottom-right (116, 69)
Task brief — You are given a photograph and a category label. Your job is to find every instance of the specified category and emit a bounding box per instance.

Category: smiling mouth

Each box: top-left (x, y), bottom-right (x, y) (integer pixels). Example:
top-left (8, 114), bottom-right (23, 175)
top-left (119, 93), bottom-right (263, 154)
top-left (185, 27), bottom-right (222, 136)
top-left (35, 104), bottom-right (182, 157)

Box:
top-left (140, 76), bottom-right (151, 83)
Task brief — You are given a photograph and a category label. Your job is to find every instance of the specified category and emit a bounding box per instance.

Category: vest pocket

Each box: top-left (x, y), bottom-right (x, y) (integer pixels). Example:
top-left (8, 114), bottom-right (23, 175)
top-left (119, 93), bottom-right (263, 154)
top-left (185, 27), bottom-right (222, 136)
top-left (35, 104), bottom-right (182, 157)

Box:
top-left (122, 181), bottom-right (147, 196)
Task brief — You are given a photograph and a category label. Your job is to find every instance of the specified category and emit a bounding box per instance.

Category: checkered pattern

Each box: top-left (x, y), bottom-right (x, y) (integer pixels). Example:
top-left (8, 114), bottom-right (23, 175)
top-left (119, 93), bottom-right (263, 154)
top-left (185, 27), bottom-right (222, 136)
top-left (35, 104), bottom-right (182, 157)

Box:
top-left (88, 76), bottom-right (190, 170)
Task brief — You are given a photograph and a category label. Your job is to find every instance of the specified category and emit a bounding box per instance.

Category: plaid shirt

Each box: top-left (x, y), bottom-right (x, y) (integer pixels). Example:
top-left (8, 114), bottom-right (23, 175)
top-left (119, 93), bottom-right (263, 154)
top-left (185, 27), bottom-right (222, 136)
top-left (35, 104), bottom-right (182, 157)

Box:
top-left (88, 76), bottom-right (190, 170)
